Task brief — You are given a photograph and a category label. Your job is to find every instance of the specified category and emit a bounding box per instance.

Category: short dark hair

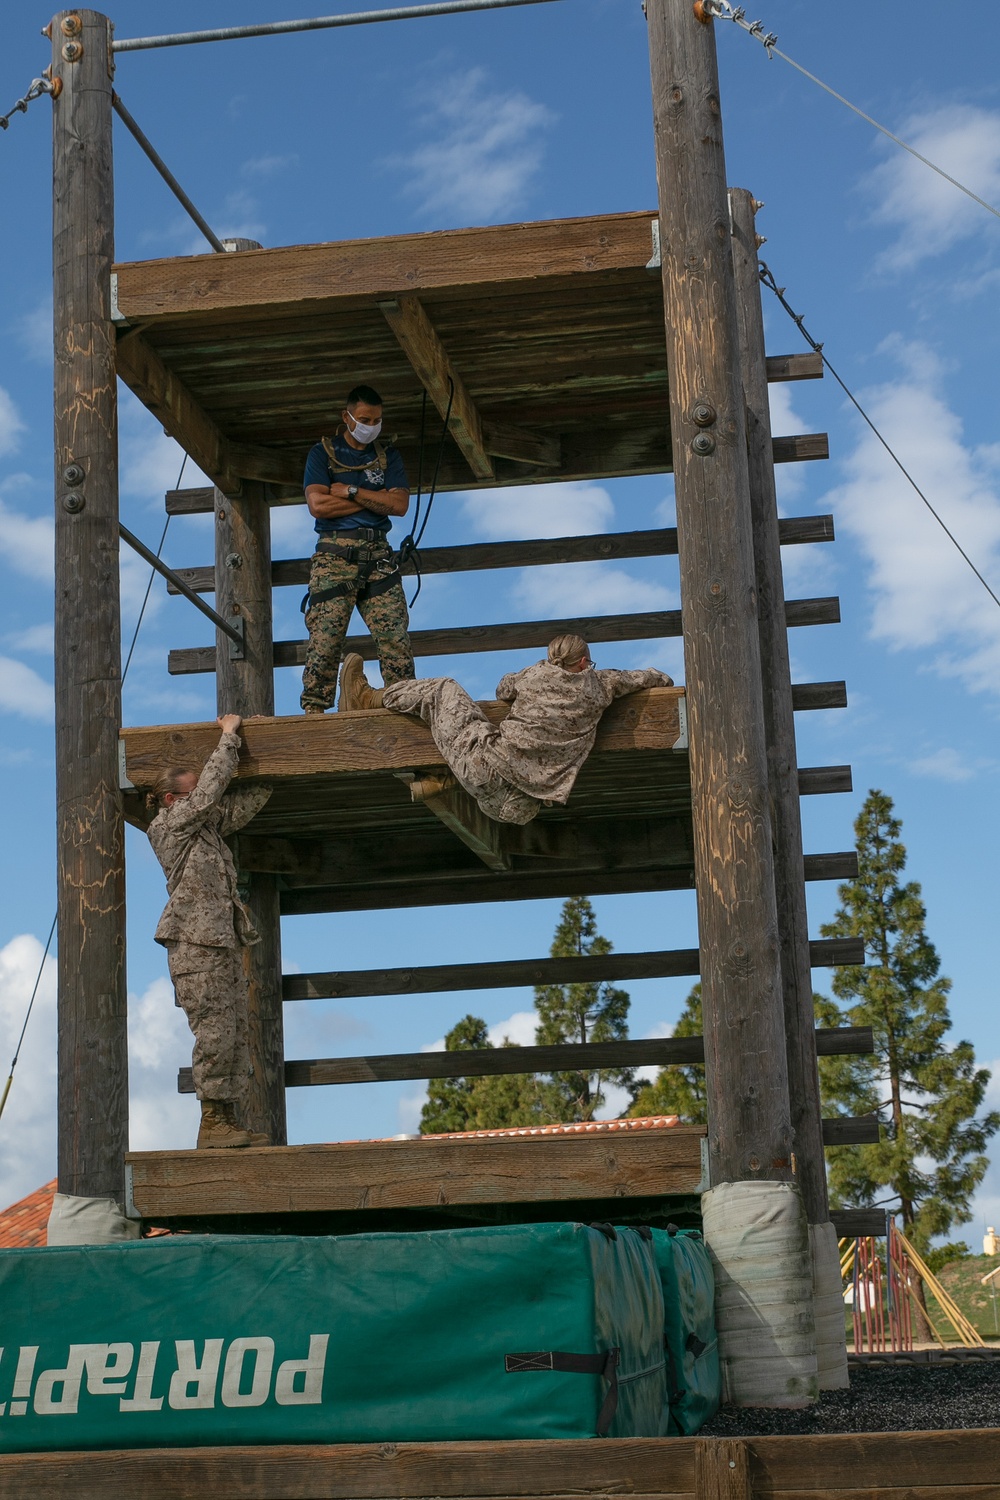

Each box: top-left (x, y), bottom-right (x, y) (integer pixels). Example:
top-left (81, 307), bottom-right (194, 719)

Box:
top-left (346, 384), bottom-right (383, 409)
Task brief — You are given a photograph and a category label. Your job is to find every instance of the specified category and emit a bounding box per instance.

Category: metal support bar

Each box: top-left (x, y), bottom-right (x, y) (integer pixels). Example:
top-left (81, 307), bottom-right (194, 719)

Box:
top-left (111, 93), bottom-right (226, 254)
top-left (112, 0), bottom-right (563, 51)
top-left (118, 522), bottom-right (245, 651)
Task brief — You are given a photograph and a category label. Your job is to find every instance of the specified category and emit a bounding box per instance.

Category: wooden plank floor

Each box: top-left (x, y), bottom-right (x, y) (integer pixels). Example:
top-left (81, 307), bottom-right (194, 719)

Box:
top-left (2, 1431), bottom-right (998, 1500)
top-left (125, 1125), bottom-right (708, 1220)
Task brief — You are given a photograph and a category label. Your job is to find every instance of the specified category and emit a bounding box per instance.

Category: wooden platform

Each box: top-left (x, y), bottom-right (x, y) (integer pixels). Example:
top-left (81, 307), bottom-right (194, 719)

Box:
top-left (111, 211), bottom-right (827, 496)
top-left (119, 691), bottom-right (856, 914)
top-left (2, 1430), bottom-right (998, 1499)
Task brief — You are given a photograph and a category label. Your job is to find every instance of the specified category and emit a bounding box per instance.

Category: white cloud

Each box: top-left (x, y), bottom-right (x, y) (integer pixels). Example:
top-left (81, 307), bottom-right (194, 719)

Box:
top-left (513, 561), bottom-right (675, 618)
top-left (241, 153), bottom-right (298, 178)
top-left (909, 747), bottom-right (977, 783)
top-left (119, 390), bottom-right (211, 509)
top-left (0, 490), bottom-right (53, 581)
top-left (823, 340), bottom-right (1000, 696)
top-left (0, 656), bottom-right (53, 721)
top-left (0, 934), bottom-right (57, 1212)
top-left (487, 1010), bottom-right (537, 1048)
top-left (461, 481), bottom-right (614, 541)
top-left (867, 105), bottom-right (1000, 270)
top-left (768, 383), bottom-right (809, 438)
top-left (18, 301), bottom-right (53, 364)
top-left (400, 69), bottom-right (553, 223)
top-left (5, 623), bottom-right (53, 655)
top-left (128, 975), bottom-right (199, 1152)
top-left (0, 388), bottom-right (26, 457)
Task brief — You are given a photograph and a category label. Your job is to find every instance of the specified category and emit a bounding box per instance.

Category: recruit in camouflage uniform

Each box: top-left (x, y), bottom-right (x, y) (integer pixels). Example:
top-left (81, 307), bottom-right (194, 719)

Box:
top-left (300, 386), bottom-right (415, 713)
top-left (340, 635), bottom-right (674, 824)
top-left (148, 724), bottom-right (271, 1148)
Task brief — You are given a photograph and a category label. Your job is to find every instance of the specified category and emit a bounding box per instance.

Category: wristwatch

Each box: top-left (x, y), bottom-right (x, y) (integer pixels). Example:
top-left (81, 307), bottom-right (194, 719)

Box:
top-left (346, 485), bottom-right (359, 500)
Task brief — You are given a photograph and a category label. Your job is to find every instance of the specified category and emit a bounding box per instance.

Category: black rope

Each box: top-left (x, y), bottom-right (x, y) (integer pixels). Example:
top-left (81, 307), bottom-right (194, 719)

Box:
top-left (759, 263), bottom-right (1000, 616)
top-left (398, 379), bottom-right (454, 608)
top-left (122, 453), bottom-right (187, 684)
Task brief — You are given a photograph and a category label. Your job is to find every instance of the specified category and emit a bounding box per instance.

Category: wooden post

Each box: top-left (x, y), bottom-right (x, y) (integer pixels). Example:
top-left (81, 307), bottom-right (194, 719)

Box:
top-left (730, 188), bottom-right (830, 1226)
top-left (646, 0), bottom-right (793, 1182)
top-left (52, 9), bottom-right (129, 1202)
top-left (214, 484), bottom-right (287, 1144)
top-left (695, 1440), bottom-right (751, 1500)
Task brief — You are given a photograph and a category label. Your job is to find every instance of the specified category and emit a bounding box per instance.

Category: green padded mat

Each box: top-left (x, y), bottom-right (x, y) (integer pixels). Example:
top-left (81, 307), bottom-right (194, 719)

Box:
top-left (646, 1226), bottom-right (720, 1433)
top-left (0, 1222), bottom-right (676, 1453)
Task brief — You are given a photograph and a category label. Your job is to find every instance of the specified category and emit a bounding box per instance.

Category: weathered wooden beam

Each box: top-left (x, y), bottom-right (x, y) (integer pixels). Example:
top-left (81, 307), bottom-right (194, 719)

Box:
top-left (282, 938), bottom-right (866, 1002)
top-left (764, 351), bottom-right (825, 382)
top-left (213, 485), bottom-right (285, 1146)
top-left (771, 432), bottom-right (829, 464)
top-left (276, 851), bottom-right (857, 917)
top-left (792, 681), bottom-right (847, 712)
top-left (404, 777), bottom-right (513, 872)
top-left (830, 1208), bottom-right (890, 1238)
top-left (53, 10), bottom-right (128, 1203)
top-left (733, 187), bottom-right (830, 1233)
top-left (179, 1036), bottom-right (875, 1094)
top-left (115, 331), bottom-right (300, 491)
top-left (167, 514), bottom-right (837, 596)
top-left (481, 418), bottom-right (561, 468)
top-left (654, 0), bottom-right (791, 1189)
top-left (696, 1439), bottom-right (750, 1500)
top-left (125, 1125), bottom-right (708, 1218)
top-left (120, 687), bottom-right (685, 787)
top-left (821, 1115), bottom-right (881, 1147)
top-left (798, 764), bottom-right (852, 795)
top-left (378, 295), bottom-right (494, 480)
top-left (167, 597), bottom-right (840, 676)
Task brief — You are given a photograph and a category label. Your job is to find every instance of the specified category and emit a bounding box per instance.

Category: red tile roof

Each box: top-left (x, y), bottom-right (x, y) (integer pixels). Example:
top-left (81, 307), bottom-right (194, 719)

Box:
top-left (0, 1179), bottom-right (55, 1248)
top-left (421, 1114), bottom-right (681, 1141)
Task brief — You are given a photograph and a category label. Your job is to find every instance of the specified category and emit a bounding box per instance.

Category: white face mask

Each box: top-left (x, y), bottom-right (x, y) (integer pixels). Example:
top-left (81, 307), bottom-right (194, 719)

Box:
top-left (347, 412), bottom-right (382, 444)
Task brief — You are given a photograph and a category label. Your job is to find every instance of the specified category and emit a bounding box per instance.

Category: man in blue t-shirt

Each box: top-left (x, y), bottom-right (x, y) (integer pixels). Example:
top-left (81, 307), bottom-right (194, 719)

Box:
top-left (299, 383), bottom-right (415, 713)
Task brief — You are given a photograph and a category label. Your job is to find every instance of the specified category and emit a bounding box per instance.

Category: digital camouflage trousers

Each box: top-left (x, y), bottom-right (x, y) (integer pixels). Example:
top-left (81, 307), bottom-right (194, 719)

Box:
top-left (167, 941), bottom-right (251, 1104)
top-left (300, 538), bottom-right (415, 712)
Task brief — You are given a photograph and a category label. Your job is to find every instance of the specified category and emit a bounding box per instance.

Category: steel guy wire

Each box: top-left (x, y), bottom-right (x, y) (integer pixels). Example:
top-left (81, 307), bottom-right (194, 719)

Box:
top-left (703, 0), bottom-right (1000, 226)
top-left (1, 453), bottom-right (190, 1129)
top-left (758, 261), bottom-right (1000, 615)
top-left (0, 76), bottom-right (55, 133)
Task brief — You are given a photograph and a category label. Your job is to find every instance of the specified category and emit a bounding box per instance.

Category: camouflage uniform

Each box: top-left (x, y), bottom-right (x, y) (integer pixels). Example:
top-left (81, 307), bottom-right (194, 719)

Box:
top-left (148, 731), bottom-right (271, 1103)
top-left (300, 535), bottom-right (414, 712)
top-left (383, 661), bottom-right (673, 823)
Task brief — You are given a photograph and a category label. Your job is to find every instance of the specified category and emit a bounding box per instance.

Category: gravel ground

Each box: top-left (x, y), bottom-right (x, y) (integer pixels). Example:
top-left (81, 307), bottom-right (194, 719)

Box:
top-left (700, 1360), bottom-right (1000, 1434)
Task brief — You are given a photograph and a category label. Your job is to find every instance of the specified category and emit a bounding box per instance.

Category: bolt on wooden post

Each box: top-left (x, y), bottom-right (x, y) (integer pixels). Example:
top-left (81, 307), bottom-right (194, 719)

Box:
top-left (646, 0), bottom-right (794, 1183)
top-left (52, 9), bottom-right (129, 1200)
top-left (215, 484), bottom-right (287, 1144)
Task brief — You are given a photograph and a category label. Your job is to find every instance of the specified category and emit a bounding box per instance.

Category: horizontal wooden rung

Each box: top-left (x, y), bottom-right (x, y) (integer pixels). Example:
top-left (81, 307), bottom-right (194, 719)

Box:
top-left (179, 1026), bottom-right (874, 1093)
top-left (166, 514), bottom-right (837, 596)
top-left (791, 681), bottom-right (846, 712)
top-left (764, 351), bottom-right (825, 381)
top-left (168, 598), bottom-right (840, 676)
top-left (282, 937), bottom-right (866, 1002)
top-left (798, 764), bottom-right (852, 795)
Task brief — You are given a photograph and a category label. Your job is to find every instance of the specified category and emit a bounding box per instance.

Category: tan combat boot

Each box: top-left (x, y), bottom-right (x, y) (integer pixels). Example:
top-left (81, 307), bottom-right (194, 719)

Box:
top-left (197, 1099), bottom-right (257, 1149)
top-left (338, 653), bottom-right (385, 711)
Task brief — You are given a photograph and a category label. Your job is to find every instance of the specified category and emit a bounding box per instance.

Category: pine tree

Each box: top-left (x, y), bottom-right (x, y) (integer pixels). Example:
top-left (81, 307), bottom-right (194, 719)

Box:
top-left (628, 983), bottom-right (706, 1122)
top-left (819, 789), bottom-right (999, 1250)
top-left (419, 1014), bottom-right (492, 1134)
top-left (534, 896), bottom-right (636, 1121)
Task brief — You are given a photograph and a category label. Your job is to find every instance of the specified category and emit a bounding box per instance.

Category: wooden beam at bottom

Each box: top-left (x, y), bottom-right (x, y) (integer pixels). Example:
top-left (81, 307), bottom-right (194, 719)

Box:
top-left (125, 1126), bottom-right (708, 1218)
top-left (282, 936), bottom-right (865, 1002)
top-left (4, 1429), bottom-right (1000, 1499)
top-left (696, 1440), bottom-right (750, 1500)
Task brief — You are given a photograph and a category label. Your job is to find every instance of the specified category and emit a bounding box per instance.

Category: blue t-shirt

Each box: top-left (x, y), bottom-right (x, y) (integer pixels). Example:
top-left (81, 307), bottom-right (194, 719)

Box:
top-left (303, 435), bottom-right (409, 535)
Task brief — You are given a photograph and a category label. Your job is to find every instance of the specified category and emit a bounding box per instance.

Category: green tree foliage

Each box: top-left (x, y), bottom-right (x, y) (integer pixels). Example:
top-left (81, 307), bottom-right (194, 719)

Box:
top-left (628, 983), bottom-right (706, 1122)
top-left (420, 897), bottom-right (635, 1132)
top-left (819, 789), bottom-right (999, 1250)
top-left (534, 896), bottom-right (636, 1121)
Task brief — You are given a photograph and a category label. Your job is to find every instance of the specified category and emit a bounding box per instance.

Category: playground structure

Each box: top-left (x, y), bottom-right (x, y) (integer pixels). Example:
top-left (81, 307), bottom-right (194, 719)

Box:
top-left (15, 0), bottom-right (1000, 1491)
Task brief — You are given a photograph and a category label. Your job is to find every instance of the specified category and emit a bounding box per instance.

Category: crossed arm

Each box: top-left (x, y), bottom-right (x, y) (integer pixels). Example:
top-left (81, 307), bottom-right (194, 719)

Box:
top-left (305, 483), bottom-right (410, 520)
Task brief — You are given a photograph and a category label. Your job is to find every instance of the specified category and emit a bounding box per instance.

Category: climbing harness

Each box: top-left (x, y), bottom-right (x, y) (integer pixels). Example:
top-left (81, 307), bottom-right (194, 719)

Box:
top-left (700, 0), bottom-right (1000, 226)
top-left (759, 261), bottom-right (1000, 615)
top-left (0, 75), bottom-right (58, 134)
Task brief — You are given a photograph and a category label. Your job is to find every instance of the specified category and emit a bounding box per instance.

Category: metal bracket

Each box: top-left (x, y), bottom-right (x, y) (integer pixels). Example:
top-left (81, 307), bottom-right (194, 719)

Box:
top-left (646, 218), bottom-right (661, 271)
top-left (117, 738), bottom-right (135, 791)
top-left (227, 614), bottom-right (246, 660)
top-left (697, 1136), bottom-right (710, 1194)
top-left (672, 694), bottom-right (689, 751)
top-left (109, 271), bottom-right (127, 325)
top-left (123, 1163), bottom-right (140, 1220)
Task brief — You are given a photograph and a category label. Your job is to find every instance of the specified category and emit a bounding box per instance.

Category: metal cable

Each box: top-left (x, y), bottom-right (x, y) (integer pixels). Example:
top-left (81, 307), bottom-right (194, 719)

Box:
top-left (704, 1), bottom-right (1000, 225)
top-left (122, 453), bottom-right (187, 683)
top-left (113, 0), bottom-right (563, 51)
top-left (759, 262), bottom-right (1000, 615)
top-left (0, 76), bottom-right (55, 133)
top-left (0, 914), bottom-right (57, 1125)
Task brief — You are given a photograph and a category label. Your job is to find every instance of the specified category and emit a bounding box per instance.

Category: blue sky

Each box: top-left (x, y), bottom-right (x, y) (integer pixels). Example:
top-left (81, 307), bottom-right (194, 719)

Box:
top-left (1, 1), bottom-right (1000, 1243)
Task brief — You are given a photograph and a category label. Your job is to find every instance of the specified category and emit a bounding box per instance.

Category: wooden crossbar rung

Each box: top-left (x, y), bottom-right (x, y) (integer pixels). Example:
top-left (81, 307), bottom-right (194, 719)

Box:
top-left (165, 515), bottom-right (837, 596)
top-left (168, 598), bottom-right (840, 676)
top-left (798, 764), bottom-right (852, 795)
top-left (178, 1027), bottom-right (873, 1093)
top-left (282, 937), bottom-right (866, 1002)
